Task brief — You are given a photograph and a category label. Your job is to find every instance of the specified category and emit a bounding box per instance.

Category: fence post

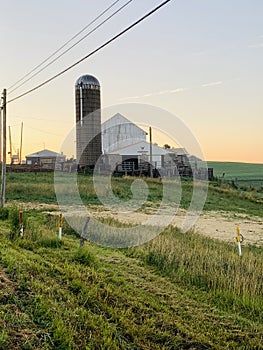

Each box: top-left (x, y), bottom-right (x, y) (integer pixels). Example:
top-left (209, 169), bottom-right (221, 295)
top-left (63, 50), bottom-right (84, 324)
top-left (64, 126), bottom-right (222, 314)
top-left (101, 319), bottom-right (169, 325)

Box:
top-left (19, 210), bottom-right (24, 237)
top-left (58, 213), bottom-right (62, 240)
top-left (80, 217), bottom-right (90, 247)
top-left (235, 225), bottom-right (243, 256)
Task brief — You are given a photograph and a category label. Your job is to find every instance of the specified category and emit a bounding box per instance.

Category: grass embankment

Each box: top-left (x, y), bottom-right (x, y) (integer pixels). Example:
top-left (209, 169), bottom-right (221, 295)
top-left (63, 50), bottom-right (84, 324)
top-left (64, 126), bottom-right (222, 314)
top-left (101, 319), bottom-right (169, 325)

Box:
top-left (0, 211), bottom-right (262, 349)
top-left (5, 172), bottom-right (263, 217)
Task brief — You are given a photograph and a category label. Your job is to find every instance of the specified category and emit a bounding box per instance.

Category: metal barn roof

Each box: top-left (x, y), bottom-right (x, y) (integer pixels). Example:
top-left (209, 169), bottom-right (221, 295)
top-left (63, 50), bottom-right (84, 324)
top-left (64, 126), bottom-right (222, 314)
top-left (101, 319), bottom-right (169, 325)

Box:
top-left (102, 113), bottom-right (147, 135)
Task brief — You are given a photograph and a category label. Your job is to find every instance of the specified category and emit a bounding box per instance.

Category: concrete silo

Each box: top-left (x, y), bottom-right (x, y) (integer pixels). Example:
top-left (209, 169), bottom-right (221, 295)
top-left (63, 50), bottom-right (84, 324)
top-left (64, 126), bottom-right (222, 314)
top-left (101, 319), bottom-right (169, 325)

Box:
top-left (75, 74), bottom-right (102, 167)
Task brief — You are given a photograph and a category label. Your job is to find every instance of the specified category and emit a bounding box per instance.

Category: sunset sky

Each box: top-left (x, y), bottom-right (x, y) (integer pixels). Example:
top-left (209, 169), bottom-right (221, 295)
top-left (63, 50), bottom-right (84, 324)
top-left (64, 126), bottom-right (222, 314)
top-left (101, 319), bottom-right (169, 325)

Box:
top-left (0, 0), bottom-right (262, 163)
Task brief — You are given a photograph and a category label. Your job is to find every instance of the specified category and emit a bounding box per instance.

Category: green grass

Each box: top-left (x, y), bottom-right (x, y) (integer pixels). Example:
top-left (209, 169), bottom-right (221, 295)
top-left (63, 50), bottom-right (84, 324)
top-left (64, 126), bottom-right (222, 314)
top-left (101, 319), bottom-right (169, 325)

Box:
top-left (0, 170), bottom-right (262, 348)
top-left (0, 210), bottom-right (262, 349)
top-left (128, 226), bottom-right (263, 322)
top-left (207, 161), bottom-right (263, 180)
top-left (4, 172), bottom-right (263, 217)
top-left (208, 161), bottom-right (263, 190)
top-left (205, 182), bottom-right (262, 215)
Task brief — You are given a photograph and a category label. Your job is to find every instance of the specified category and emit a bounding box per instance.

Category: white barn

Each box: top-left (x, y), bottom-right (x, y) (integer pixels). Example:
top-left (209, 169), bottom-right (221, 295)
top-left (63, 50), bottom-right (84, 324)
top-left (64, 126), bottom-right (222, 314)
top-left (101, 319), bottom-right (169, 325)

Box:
top-left (108, 140), bottom-right (170, 168)
top-left (100, 113), bottom-right (194, 177)
top-left (102, 113), bottom-right (147, 153)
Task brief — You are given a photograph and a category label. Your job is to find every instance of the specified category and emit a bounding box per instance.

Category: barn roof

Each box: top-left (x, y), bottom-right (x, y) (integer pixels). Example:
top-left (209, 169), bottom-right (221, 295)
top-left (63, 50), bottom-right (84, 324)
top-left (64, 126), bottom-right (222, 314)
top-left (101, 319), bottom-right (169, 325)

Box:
top-left (102, 113), bottom-right (147, 135)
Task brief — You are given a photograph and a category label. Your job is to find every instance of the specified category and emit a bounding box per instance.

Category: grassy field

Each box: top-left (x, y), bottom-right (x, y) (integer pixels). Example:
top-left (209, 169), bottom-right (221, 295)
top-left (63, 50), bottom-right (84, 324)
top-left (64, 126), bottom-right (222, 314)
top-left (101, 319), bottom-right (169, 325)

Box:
top-left (4, 172), bottom-right (263, 216)
top-left (208, 161), bottom-right (263, 189)
top-left (207, 161), bottom-right (263, 179)
top-left (0, 170), bottom-right (262, 349)
top-left (0, 213), bottom-right (262, 349)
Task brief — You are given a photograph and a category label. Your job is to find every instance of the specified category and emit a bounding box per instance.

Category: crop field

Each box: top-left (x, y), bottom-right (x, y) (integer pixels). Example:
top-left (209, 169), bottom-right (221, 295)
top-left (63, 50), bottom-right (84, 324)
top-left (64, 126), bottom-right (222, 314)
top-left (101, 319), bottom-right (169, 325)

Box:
top-left (208, 161), bottom-right (263, 189)
top-left (0, 170), bottom-right (262, 349)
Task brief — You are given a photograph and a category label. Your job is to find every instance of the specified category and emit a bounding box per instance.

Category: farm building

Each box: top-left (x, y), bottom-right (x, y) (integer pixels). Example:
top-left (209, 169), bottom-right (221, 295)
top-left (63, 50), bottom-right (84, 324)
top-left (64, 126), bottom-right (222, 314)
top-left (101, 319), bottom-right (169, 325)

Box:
top-left (100, 114), bottom-right (213, 179)
top-left (101, 143), bottom-right (192, 179)
top-left (71, 73), bottom-right (213, 179)
top-left (26, 149), bottom-right (66, 170)
top-left (102, 113), bottom-right (147, 153)
top-left (100, 114), bottom-right (194, 177)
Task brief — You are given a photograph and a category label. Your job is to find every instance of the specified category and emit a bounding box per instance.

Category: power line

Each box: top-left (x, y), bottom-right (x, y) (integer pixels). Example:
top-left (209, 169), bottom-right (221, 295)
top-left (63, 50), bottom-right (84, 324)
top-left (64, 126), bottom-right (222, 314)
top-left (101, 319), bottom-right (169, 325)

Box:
top-left (8, 0), bottom-right (121, 92)
top-left (9, 114), bottom-right (73, 123)
top-left (8, 0), bottom-right (134, 95)
top-left (7, 0), bottom-right (173, 104)
top-left (26, 125), bottom-right (64, 137)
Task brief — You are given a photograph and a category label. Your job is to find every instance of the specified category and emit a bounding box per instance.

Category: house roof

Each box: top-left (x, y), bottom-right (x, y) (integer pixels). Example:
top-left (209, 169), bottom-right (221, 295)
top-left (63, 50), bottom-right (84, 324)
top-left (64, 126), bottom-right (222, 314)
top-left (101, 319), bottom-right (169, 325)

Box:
top-left (26, 149), bottom-right (65, 158)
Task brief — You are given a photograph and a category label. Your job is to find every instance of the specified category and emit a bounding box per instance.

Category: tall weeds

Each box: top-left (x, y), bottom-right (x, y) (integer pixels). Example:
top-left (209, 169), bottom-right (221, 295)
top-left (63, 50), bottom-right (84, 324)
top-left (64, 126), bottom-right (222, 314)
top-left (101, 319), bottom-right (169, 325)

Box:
top-left (130, 225), bottom-right (263, 320)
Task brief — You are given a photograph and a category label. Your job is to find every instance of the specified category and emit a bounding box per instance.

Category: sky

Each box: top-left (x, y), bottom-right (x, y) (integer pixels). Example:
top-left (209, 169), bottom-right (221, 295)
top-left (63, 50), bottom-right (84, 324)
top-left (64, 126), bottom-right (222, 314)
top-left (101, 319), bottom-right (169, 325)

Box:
top-left (0, 0), bottom-right (262, 163)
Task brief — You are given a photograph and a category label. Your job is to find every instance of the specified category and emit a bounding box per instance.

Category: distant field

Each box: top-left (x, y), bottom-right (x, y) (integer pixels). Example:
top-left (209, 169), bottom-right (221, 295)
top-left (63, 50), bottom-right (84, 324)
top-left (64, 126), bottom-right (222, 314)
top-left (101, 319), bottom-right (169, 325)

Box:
top-left (207, 161), bottom-right (263, 180)
top-left (208, 161), bottom-right (263, 189)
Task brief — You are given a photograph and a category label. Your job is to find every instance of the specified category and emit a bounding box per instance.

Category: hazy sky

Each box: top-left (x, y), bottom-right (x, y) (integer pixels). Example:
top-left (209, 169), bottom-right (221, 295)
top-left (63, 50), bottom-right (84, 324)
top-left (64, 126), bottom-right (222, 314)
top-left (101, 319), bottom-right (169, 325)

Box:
top-left (0, 0), bottom-right (262, 163)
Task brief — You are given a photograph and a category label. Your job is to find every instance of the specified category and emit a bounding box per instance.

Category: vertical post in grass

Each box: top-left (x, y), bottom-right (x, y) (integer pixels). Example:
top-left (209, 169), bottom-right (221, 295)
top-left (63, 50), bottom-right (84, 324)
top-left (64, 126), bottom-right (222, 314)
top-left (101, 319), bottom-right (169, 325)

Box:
top-left (149, 126), bottom-right (153, 178)
top-left (235, 225), bottom-right (242, 256)
top-left (80, 217), bottom-right (90, 247)
top-left (19, 210), bottom-right (24, 238)
top-left (1, 89), bottom-right (7, 207)
top-left (58, 213), bottom-right (63, 240)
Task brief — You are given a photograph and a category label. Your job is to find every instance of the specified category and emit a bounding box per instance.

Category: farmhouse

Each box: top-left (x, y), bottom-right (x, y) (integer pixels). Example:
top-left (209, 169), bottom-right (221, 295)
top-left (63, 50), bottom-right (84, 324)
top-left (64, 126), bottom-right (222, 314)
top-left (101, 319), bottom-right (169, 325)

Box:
top-left (26, 149), bottom-right (66, 170)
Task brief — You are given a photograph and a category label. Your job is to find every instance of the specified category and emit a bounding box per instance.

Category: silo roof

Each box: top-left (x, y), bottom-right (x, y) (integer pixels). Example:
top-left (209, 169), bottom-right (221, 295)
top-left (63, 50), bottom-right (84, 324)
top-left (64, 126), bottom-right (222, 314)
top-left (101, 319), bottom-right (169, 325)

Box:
top-left (75, 74), bottom-right (100, 87)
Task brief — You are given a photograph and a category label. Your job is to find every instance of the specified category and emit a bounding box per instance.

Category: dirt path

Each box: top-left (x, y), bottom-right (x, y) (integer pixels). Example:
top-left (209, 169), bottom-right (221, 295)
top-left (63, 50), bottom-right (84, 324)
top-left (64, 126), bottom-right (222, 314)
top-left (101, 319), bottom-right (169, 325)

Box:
top-left (10, 200), bottom-right (263, 246)
top-left (87, 206), bottom-right (263, 246)
top-left (194, 210), bottom-right (263, 246)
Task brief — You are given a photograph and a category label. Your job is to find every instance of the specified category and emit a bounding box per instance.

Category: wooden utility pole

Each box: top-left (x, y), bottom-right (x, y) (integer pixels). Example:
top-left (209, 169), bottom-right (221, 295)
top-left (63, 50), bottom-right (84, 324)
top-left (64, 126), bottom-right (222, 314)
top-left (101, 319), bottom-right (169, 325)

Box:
top-left (1, 89), bottom-right (7, 207)
top-left (0, 106), bottom-right (2, 163)
top-left (8, 125), bottom-right (12, 164)
top-left (149, 126), bottom-right (153, 178)
top-left (19, 122), bottom-right (23, 164)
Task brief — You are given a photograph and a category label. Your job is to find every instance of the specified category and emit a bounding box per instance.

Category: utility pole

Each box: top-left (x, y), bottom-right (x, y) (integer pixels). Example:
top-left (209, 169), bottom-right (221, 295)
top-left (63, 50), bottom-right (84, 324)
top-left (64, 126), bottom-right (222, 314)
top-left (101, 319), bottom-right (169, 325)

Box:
top-left (8, 125), bottom-right (12, 164)
top-left (0, 105), bottom-right (2, 163)
top-left (1, 89), bottom-right (7, 207)
top-left (149, 126), bottom-right (153, 178)
top-left (19, 122), bottom-right (23, 164)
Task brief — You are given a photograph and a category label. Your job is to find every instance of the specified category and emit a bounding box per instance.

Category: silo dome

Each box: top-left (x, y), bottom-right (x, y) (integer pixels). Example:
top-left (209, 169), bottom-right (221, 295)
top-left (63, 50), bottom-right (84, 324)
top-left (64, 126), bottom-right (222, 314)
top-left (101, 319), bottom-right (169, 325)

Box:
top-left (75, 74), bottom-right (100, 88)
